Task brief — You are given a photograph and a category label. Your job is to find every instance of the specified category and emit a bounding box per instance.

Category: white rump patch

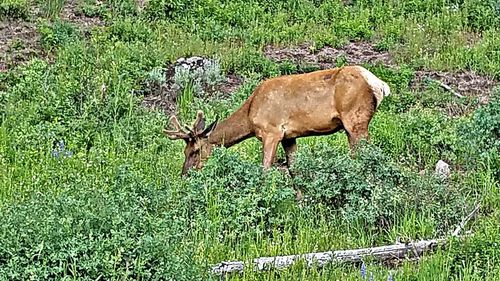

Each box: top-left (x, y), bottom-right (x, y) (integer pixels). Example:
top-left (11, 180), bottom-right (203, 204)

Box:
top-left (355, 66), bottom-right (391, 107)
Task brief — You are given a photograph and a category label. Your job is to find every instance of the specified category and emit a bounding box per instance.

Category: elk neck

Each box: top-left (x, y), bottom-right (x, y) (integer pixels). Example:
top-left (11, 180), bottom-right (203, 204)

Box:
top-left (208, 98), bottom-right (254, 148)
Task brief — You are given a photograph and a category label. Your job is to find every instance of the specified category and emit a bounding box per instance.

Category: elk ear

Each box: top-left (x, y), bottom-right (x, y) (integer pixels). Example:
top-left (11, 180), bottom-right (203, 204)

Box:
top-left (163, 115), bottom-right (190, 140)
top-left (193, 110), bottom-right (206, 134)
top-left (201, 115), bottom-right (218, 137)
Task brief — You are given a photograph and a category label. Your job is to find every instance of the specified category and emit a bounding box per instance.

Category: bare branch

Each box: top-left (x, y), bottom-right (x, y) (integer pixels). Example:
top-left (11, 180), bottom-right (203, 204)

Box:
top-left (452, 203), bottom-right (481, 237)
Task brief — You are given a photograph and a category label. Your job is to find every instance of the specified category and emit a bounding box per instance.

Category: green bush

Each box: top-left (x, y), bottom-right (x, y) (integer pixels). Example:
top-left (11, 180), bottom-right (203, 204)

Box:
top-left (0, 167), bottom-right (203, 280)
top-left (458, 89), bottom-right (500, 177)
top-left (38, 19), bottom-right (82, 51)
top-left (292, 142), bottom-right (467, 231)
top-left (0, 0), bottom-right (28, 19)
top-left (143, 0), bottom-right (193, 20)
top-left (106, 18), bottom-right (153, 43)
top-left (462, 0), bottom-right (500, 31)
top-left (181, 148), bottom-right (296, 239)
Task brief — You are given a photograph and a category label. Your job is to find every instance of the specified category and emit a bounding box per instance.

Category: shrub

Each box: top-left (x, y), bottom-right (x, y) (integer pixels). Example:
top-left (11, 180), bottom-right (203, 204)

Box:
top-left (0, 0), bottom-right (28, 19)
top-left (106, 18), bottom-right (152, 43)
top-left (142, 0), bottom-right (194, 20)
top-left (173, 59), bottom-right (225, 97)
top-left (180, 148), bottom-right (296, 240)
top-left (462, 0), bottom-right (500, 31)
top-left (0, 167), bottom-right (203, 280)
top-left (38, 19), bottom-right (82, 51)
top-left (458, 89), bottom-right (500, 176)
top-left (292, 142), bottom-right (468, 231)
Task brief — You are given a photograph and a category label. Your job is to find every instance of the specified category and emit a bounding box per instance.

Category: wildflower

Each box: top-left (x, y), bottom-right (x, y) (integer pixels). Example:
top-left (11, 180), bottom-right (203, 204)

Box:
top-left (369, 272), bottom-right (374, 281)
top-left (388, 272), bottom-right (393, 281)
top-left (51, 140), bottom-right (73, 159)
top-left (51, 150), bottom-right (60, 158)
top-left (361, 262), bottom-right (367, 279)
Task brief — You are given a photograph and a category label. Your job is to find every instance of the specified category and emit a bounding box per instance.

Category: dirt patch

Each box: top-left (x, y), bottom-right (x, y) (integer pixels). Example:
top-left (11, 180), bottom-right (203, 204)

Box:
top-left (0, 19), bottom-right (41, 72)
top-left (265, 41), bottom-right (393, 68)
top-left (412, 70), bottom-right (497, 103)
top-left (0, 0), bottom-right (104, 72)
top-left (264, 41), bottom-right (498, 100)
top-left (60, 0), bottom-right (104, 31)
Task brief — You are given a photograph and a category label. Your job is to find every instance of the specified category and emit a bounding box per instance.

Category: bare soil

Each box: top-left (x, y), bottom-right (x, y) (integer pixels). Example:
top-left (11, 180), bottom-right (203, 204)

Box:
top-left (264, 41), bottom-right (498, 101)
top-left (0, 1), bottom-right (104, 72)
top-left (264, 41), bottom-right (393, 67)
top-left (0, 19), bottom-right (41, 72)
top-left (60, 0), bottom-right (104, 31)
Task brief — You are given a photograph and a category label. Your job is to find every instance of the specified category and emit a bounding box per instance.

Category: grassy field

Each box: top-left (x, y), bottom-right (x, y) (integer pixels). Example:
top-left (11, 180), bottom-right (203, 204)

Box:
top-left (0, 0), bottom-right (499, 280)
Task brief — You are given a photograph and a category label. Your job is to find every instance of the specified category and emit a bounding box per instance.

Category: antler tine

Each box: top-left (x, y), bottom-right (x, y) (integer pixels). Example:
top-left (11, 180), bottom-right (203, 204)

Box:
top-left (169, 115), bottom-right (188, 133)
top-left (193, 110), bottom-right (206, 134)
top-left (163, 115), bottom-right (191, 140)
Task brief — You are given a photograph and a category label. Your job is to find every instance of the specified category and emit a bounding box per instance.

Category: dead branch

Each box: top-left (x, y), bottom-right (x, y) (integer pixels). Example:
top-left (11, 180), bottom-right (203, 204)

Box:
top-left (452, 203), bottom-right (481, 237)
top-left (211, 239), bottom-right (445, 275)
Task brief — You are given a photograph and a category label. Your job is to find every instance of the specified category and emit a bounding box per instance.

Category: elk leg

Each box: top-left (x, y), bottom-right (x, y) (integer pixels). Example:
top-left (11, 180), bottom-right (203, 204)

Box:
top-left (262, 135), bottom-right (281, 170)
top-left (344, 122), bottom-right (369, 152)
top-left (281, 138), bottom-right (303, 201)
top-left (281, 138), bottom-right (297, 168)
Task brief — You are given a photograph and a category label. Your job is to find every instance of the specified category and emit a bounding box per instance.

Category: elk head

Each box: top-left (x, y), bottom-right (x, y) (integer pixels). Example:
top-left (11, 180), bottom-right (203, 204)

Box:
top-left (163, 111), bottom-right (218, 175)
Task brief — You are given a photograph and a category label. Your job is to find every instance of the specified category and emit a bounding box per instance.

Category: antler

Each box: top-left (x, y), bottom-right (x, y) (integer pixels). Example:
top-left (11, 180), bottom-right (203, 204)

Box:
top-left (193, 110), bottom-right (206, 134)
top-left (163, 115), bottom-right (190, 140)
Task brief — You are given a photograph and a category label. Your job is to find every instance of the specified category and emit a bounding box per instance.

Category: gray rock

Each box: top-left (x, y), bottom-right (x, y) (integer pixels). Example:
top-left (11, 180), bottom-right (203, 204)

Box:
top-left (435, 160), bottom-right (450, 178)
top-left (175, 56), bottom-right (212, 71)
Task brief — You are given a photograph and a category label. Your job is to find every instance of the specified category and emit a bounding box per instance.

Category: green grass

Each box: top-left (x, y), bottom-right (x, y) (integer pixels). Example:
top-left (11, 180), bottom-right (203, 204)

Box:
top-left (0, 0), bottom-right (499, 280)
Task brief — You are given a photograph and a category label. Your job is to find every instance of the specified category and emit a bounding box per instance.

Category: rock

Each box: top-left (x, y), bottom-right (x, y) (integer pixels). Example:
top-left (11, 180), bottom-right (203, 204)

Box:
top-left (435, 160), bottom-right (450, 178)
top-left (174, 56), bottom-right (212, 71)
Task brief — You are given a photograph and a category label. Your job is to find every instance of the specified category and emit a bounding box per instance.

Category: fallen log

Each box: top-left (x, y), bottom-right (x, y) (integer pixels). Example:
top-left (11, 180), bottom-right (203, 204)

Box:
top-left (211, 203), bottom-right (481, 275)
top-left (211, 238), bottom-right (445, 275)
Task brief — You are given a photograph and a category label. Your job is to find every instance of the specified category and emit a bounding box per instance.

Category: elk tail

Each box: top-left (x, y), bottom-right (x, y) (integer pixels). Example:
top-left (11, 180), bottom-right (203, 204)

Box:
top-left (356, 66), bottom-right (391, 108)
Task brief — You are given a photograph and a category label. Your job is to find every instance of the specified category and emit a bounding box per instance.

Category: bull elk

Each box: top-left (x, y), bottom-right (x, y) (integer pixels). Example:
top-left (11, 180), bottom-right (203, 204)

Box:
top-left (164, 65), bottom-right (390, 179)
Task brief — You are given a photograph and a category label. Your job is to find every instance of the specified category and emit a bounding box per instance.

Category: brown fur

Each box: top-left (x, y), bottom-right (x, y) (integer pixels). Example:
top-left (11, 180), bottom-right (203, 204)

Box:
top-left (164, 65), bottom-right (390, 179)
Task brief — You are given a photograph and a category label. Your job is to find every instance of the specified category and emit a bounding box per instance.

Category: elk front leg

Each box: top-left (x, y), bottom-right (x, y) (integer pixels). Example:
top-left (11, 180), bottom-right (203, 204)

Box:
top-left (262, 135), bottom-right (282, 170)
top-left (344, 121), bottom-right (369, 152)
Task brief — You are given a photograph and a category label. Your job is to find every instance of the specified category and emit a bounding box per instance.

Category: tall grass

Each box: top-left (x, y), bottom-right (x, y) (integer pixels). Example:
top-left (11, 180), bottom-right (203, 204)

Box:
top-left (39, 0), bottom-right (66, 18)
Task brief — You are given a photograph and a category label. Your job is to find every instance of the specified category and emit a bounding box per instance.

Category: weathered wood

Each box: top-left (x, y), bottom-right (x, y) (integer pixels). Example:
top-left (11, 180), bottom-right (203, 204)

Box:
top-left (452, 203), bottom-right (481, 237)
top-left (211, 238), bottom-right (445, 275)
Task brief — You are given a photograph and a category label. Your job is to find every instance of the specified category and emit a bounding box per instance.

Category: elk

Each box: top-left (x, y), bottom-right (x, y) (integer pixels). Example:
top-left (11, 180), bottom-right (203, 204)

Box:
top-left (164, 65), bottom-right (390, 178)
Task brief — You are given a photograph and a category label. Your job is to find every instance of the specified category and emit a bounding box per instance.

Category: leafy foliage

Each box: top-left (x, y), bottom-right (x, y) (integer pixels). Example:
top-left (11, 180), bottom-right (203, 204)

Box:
top-left (292, 142), bottom-right (467, 230)
top-left (0, 0), bottom-right (28, 19)
top-left (38, 19), bottom-right (82, 51)
top-left (0, 168), bottom-right (203, 280)
top-left (182, 148), bottom-right (296, 239)
top-left (458, 89), bottom-right (500, 178)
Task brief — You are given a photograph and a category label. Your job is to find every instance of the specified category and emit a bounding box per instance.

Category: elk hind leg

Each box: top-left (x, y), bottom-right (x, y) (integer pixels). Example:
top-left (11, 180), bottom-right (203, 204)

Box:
top-left (281, 138), bottom-right (297, 169)
top-left (282, 138), bottom-right (303, 201)
top-left (343, 120), bottom-right (370, 153)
